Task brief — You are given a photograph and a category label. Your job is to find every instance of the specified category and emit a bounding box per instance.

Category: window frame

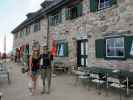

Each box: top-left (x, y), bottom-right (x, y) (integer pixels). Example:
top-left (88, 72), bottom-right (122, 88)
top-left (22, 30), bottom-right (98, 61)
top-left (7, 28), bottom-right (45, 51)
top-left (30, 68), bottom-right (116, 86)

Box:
top-left (15, 33), bottom-right (18, 39)
top-left (69, 6), bottom-right (78, 19)
top-left (66, 2), bottom-right (83, 20)
top-left (98, 0), bottom-right (112, 10)
top-left (56, 41), bottom-right (68, 57)
top-left (20, 30), bottom-right (24, 38)
top-left (26, 26), bottom-right (30, 34)
top-left (90, 0), bottom-right (117, 12)
top-left (33, 21), bottom-right (41, 32)
top-left (49, 10), bottom-right (62, 26)
top-left (105, 37), bottom-right (125, 58)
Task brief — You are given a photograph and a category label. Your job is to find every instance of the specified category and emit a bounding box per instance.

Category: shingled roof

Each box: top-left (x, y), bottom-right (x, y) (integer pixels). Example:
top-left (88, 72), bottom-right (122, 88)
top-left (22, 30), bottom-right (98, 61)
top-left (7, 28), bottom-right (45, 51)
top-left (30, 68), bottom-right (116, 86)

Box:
top-left (11, 0), bottom-right (67, 34)
top-left (41, 0), bottom-right (53, 8)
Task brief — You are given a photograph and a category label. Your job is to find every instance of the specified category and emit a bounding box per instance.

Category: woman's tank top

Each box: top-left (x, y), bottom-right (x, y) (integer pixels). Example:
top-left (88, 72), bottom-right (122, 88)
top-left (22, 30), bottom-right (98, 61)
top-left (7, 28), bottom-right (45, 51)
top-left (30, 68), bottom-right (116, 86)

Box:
top-left (32, 57), bottom-right (40, 71)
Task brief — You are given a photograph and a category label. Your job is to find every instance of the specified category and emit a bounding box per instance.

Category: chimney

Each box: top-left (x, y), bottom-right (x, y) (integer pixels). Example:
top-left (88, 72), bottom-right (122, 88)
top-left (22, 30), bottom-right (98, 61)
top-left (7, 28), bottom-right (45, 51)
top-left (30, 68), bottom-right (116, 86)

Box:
top-left (41, 0), bottom-right (53, 8)
top-left (26, 12), bottom-right (36, 18)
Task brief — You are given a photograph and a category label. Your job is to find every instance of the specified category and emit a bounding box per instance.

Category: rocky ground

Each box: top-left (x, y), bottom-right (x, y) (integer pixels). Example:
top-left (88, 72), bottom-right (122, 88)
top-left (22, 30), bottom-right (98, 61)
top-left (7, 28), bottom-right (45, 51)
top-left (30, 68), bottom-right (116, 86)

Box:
top-left (0, 61), bottom-right (132, 100)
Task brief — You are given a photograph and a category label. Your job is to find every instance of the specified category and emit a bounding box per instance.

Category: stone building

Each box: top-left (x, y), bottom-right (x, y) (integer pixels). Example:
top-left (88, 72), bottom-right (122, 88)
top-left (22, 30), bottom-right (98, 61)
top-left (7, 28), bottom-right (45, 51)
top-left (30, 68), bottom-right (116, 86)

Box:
top-left (12, 0), bottom-right (133, 71)
top-left (11, 1), bottom-right (51, 63)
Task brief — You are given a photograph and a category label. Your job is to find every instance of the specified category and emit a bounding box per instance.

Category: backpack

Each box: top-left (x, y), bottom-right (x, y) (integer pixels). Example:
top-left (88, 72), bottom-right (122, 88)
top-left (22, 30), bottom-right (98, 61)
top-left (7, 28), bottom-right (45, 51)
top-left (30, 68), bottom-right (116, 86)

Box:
top-left (41, 53), bottom-right (50, 69)
top-left (32, 50), bottom-right (40, 59)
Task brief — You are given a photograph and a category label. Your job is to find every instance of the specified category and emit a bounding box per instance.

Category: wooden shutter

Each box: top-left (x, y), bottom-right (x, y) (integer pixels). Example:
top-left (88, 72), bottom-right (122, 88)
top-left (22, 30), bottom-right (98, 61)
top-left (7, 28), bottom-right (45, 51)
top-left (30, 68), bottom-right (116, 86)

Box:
top-left (95, 39), bottom-right (105, 58)
top-left (77, 2), bottom-right (83, 16)
top-left (59, 11), bottom-right (62, 23)
top-left (64, 43), bottom-right (68, 57)
top-left (125, 36), bottom-right (133, 59)
top-left (90, 0), bottom-right (98, 12)
top-left (112, 0), bottom-right (117, 5)
top-left (23, 32), bottom-right (26, 37)
top-left (20, 32), bottom-right (22, 38)
top-left (57, 43), bottom-right (60, 56)
top-left (48, 16), bottom-right (52, 25)
top-left (65, 8), bottom-right (70, 20)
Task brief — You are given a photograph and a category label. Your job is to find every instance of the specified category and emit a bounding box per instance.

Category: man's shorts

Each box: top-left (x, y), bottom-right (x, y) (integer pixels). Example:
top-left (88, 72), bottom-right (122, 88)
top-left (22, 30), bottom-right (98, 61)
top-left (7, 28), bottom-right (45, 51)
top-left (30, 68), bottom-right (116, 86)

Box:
top-left (41, 68), bottom-right (51, 79)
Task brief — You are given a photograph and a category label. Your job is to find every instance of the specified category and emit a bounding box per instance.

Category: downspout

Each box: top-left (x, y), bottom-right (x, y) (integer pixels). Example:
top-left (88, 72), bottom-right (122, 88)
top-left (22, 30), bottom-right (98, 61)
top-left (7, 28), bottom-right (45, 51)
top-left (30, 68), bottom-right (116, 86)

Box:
top-left (47, 15), bottom-right (50, 51)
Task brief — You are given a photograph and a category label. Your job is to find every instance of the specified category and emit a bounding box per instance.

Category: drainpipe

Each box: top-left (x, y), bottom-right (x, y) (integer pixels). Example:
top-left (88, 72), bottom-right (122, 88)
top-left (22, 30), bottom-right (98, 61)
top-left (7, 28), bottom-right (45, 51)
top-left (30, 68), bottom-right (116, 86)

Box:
top-left (47, 15), bottom-right (50, 51)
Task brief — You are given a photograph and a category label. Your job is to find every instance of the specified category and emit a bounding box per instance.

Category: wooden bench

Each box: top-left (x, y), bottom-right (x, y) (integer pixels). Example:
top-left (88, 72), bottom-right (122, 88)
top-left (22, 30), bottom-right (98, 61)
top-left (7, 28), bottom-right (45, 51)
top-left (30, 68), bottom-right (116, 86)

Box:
top-left (54, 62), bottom-right (68, 72)
top-left (0, 63), bottom-right (10, 84)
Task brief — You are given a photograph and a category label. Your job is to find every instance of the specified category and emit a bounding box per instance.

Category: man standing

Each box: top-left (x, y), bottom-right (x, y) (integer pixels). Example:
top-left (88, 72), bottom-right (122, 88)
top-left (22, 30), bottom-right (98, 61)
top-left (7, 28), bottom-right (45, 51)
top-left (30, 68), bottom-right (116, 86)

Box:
top-left (40, 46), bottom-right (53, 94)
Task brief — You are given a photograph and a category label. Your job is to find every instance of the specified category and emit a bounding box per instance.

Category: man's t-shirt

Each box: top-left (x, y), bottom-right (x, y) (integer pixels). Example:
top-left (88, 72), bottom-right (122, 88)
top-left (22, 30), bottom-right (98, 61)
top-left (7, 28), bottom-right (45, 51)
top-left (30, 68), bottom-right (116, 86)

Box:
top-left (41, 53), bottom-right (52, 69)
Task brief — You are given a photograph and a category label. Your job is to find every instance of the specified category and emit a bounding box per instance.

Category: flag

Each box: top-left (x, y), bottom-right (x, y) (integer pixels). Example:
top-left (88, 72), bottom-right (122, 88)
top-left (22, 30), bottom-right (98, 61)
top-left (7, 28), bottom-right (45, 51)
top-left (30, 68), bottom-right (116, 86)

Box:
top-left (51, 40), bottom-right (57, 57)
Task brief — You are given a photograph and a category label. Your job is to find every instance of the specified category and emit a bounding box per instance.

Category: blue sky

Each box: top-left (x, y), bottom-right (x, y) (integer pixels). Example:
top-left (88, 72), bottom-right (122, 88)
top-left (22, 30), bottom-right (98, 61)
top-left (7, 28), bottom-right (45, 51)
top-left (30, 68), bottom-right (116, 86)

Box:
top-left (0, 0), bottom-right (44, 53)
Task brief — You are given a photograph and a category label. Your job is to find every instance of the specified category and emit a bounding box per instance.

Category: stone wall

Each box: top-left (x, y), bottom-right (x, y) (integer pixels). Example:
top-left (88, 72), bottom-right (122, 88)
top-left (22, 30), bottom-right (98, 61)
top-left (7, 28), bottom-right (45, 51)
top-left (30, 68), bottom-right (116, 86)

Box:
top-left (13, 0), bottom-right (133, 70)
top-left (49, 0), bottom-right (133, 70)
top-left (13, 17), bottom-right (48, 53)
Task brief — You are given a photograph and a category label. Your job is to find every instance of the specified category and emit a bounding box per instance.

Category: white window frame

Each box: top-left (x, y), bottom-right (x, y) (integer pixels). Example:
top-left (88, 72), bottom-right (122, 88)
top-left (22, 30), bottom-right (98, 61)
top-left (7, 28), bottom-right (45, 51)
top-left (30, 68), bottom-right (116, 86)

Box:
top-left (33, 21), bottom-right (40, 32)
top-left (50, 11), bottom-right (62, 26)
top-left (26, 26), bottom-right (30, 34)
top-left (56, 41), bottom-right (68, 57)
top-left (98, 0), bottom-right (112, 10)
top-left (106, 37), bottom-right (125, 58)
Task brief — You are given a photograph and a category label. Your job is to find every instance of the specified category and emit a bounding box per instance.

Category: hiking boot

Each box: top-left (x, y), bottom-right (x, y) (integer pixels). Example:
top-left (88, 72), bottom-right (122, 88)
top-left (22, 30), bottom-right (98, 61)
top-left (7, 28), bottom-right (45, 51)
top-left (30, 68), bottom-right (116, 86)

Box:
top-left (41, 90), bottom-right (45, 94)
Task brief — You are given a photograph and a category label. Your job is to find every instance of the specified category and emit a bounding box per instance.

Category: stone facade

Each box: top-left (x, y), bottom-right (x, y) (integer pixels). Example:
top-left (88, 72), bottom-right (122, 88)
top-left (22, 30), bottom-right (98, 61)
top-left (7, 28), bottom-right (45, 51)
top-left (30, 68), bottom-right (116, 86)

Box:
top-left (49, 0), bottom-right (133, 71)
top-left (12, 0), bottom-right (133, 71)
top-left (13, 17), bottom-right (48, 53)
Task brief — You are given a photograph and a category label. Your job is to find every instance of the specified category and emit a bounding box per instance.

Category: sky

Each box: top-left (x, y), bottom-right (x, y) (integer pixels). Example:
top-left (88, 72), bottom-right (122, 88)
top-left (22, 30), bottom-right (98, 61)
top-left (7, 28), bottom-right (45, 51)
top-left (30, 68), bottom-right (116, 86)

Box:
top-left (0, 0), bottom-right (45, 54)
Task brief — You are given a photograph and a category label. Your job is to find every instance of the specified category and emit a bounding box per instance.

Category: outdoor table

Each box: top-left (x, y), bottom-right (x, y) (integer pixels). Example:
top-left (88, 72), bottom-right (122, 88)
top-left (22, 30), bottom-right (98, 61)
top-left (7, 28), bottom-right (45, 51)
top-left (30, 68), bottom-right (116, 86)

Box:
top-left (87, 67), bottom-right (108, 94)
top-left (83, 67), bottom-right (133, 97)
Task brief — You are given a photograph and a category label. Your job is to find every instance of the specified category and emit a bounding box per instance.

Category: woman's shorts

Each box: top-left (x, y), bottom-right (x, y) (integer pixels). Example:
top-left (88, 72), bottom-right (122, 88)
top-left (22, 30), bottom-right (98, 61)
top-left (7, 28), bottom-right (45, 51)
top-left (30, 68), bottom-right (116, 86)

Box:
top-left (32, 70), bottom-right (40, 76)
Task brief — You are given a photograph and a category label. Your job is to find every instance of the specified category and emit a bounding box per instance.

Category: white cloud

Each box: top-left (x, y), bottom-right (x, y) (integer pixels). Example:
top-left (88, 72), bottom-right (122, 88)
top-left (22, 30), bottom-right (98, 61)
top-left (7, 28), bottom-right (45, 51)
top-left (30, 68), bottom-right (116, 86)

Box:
top-left (0, 0), bottom-right (45, 53)
top-left (28, 0), bottom-right (44, 12)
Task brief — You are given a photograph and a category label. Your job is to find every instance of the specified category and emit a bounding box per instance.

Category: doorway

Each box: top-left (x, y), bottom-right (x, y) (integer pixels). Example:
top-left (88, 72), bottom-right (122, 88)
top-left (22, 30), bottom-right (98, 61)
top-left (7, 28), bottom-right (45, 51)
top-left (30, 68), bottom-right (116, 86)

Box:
top-left (77, 39), bottom-right (88, 67)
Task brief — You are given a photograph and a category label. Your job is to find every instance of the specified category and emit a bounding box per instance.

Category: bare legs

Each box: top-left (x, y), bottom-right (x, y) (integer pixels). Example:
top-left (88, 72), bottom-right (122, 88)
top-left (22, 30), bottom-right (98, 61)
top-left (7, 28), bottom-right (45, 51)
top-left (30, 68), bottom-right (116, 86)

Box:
top-left (31, 75), bottom-right (38, 95)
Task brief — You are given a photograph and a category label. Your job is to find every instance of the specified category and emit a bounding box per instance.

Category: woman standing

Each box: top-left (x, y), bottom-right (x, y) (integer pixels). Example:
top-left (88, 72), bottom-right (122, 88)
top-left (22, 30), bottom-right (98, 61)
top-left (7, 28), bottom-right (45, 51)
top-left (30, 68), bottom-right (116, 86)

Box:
top-left (29, 47), bottom-right (40, 95)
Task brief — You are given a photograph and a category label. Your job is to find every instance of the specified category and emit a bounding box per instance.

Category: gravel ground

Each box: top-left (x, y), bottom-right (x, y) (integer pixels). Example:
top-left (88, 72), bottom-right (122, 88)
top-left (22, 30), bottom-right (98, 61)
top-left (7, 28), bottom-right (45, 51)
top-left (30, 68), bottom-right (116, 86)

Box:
top-left (0, 61), bottom-right (132, 100)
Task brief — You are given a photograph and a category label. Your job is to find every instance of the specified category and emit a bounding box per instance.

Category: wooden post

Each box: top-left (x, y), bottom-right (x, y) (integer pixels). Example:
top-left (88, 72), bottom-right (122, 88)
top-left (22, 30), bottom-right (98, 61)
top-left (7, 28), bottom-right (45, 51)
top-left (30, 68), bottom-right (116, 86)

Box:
top-left (0, 92), bottom-right (3, 100)
top-left (126, 77), bottom-right (129, 96)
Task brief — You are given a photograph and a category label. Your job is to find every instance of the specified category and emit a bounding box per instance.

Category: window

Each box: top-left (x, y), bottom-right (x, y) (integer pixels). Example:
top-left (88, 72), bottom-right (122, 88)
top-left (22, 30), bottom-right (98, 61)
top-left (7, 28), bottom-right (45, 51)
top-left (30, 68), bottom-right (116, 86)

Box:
top-left (20, 29), bottom-right (27, 38)
top-left (99, 0), bottom-right (112, 10)
top-left (49, 11), bottom-right (62, 26)
top-left (56, 42), bottom-right (68, 57)
top-left (66, 2), bottom-right (83, 20)
top-left (15, 33), bottom-right (18, 39)
top-left (70, 6), bottom-right (78, 19)
top-left (106, 37), bottom-right (125, 58)
top-left (34, 21), bottom-right (41, 32)
top-left (26, 26), bottom-right (30, 34)
top-left (90, 0), bottom-right (117, 12)
top-left (20, 31), bottom-right (24, 38)
top-left (96, 36), bottom-right (133, 59)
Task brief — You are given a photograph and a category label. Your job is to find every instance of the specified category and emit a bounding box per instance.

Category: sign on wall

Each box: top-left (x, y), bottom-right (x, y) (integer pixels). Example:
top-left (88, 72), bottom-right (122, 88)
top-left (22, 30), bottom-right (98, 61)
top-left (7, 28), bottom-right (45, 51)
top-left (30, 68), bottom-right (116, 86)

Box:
top-left (76, 32), bottom-right (88, 40)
